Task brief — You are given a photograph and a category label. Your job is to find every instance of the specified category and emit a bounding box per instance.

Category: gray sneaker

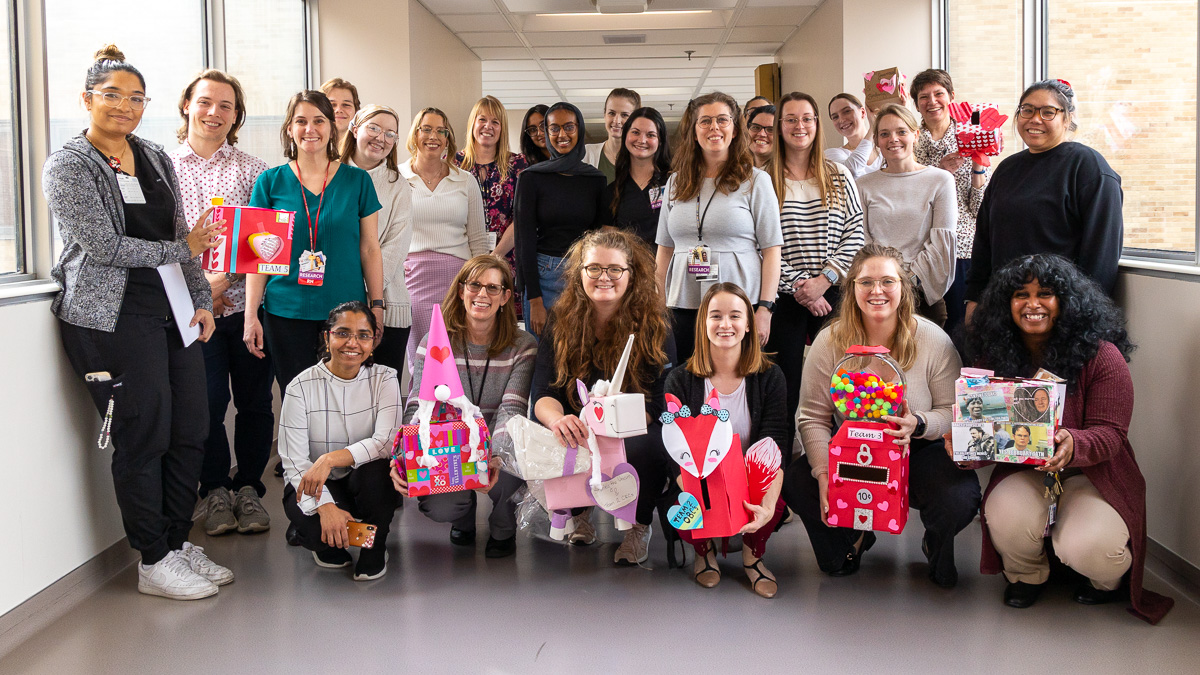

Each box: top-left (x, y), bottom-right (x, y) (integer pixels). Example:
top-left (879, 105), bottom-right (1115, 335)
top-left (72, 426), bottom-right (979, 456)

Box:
top-left (203, 488), bottom-right (237, 536)
top-left (233, 486), bottom-right (271, 533)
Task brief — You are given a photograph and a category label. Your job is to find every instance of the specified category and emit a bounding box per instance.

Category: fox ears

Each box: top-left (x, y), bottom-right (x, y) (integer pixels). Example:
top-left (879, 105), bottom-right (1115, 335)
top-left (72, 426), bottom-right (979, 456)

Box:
top-left (663, 391), bottom-right (727, 422)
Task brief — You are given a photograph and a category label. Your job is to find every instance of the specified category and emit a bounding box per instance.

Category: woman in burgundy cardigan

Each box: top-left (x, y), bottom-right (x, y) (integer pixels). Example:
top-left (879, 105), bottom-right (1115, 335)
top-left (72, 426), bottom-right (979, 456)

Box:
top-left (962, 254), bottom-right (1172, 624)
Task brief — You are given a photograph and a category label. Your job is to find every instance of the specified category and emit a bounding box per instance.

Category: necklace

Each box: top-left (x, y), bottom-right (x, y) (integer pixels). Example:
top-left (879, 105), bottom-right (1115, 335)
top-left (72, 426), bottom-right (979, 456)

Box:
top-left (88, 133), bottom-right (129, 172)
top-left (413, 161), bottom-right (446, 189)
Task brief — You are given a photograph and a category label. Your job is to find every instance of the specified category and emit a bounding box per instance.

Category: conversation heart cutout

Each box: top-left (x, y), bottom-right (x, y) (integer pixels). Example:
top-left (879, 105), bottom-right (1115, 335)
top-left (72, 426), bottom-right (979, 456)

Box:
top-left (830, 445), bottom-right (842, 457)
top-left (887, 519), bottom-right (901, 532)
top-left (827, 513), bottom-right (839, 526)
top-left (836, 499), bottom-right (848, 509)
top-left (667, 491), bottom-right (703, 530)
top-left (889, 450), bottom-right (902, 461)
top-left (877, 500), bottom-right (889, 511)
top-left (588, 463), bottom-right (639, 524)
top-left (428, 345), bottom-right (451, 363)
top-left (247, 232), bottom-right (283, 262)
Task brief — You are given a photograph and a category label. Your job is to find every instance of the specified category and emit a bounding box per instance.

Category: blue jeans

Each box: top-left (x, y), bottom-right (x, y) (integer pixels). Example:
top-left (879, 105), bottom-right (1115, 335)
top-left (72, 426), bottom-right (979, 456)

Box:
top-left (523, 253), bottom-right (568, 331)
top-left (944, 258), bottom-right (972, 340)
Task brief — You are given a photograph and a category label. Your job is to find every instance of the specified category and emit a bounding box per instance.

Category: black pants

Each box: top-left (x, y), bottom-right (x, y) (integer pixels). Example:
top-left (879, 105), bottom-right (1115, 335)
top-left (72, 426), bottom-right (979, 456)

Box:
top-left (917, 296), bottom-right (948, 327)
top-left (568, 424), bottom-right (672, 526)
top-left (200, 310), bottom-right (275, 498)
top-left (671, 307), bottom-right (698, 366)
top-left (781, 438), bottom-right (980, 578)
top-left (418, 471), bottom-right (524, 539)
top-left (372, 324), bottom-right (411, 378)
top-left (263, 311), bottom-right (325, 392)
top-left (943, 258), bottom-right (971, 341)
top-left (281, 458), bottom-right (399, 552)
top-left (765, 289), bottom-right (840, 452)
top-left (60, 314), bottom-right (209, 565)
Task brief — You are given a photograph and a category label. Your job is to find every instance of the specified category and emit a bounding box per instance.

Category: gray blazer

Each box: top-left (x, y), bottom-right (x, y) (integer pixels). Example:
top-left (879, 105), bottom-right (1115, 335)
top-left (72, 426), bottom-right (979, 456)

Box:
top-left (45, 133), bottom-right (211, 332)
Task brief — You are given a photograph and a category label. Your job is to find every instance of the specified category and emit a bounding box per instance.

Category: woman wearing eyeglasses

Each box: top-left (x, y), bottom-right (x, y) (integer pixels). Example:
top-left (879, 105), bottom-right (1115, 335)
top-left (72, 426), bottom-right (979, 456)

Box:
top-left (520, 105), bottom-right (550, 165)
top-left (455, 96), bottom-right (529, 320)
top-left (47, 45), bottom-right (231, 600)
top-left (966, 79), bottom-right (1123, 322)
top-left (655, 91), bottom-right (782, 364)
top-left (391, 256), bottom-right (537, 559)
top-left (339, 105), bottom-right (412, 373)
top-left (746, 104), bottom-right (775, 170)
top-left (601, 106), bottom-right (672, 248)
top-left (533, 229), bottom-right (674, 564)
top-left (399, 107), bottom-right (489, 372)
top-left (514, 101), bottom-right (608, 336)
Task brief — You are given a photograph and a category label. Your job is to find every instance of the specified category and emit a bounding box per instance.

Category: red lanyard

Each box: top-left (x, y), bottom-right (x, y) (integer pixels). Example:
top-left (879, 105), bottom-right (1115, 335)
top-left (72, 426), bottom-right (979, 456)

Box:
top-left (296, 161), bottom-right (331, 251)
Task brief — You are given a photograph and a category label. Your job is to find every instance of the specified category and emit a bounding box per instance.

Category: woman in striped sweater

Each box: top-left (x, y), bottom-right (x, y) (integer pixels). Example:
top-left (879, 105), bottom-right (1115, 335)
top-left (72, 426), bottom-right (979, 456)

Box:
top-left (765, 91), bottom-right (865, 440)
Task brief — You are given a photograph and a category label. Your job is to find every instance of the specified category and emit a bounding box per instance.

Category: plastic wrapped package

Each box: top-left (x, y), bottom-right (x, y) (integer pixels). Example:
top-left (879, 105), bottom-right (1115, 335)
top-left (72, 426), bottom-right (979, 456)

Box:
top-left (507, 415), bottom-right (592, 480)
top-left (514, 483), bottom-right (568, 544)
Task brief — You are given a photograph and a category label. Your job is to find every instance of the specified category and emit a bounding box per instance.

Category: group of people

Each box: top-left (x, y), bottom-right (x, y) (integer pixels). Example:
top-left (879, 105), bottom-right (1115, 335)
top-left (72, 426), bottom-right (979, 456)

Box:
top-left (44, 44), bottom-right (1170, 624)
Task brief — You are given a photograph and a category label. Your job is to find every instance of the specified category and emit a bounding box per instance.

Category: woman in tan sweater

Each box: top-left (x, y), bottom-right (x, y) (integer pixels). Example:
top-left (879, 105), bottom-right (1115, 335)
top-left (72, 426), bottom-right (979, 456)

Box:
top-left (780, 243), bottom-right (978, 587)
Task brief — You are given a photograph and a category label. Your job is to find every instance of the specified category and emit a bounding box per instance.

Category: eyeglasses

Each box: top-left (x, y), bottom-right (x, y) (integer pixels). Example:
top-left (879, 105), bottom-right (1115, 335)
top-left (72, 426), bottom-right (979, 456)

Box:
top-left (364, 123), bottom-right (398, 142)
top-left (418, 125), bottom-right (450, 138)
top-left (747, 123), bottom-right (774, 135)
top-left (854, 277), bottom-right (900, 291)
top-left (547, 123), bottom-right (577, 135)
top-left (524, 125), bottom-right (544, 137)
top-left (461, 280), bottom-right (506, 296)
top-left (782, 116), bottom-right (818, 126)
top-left (1017, 104), bottom-right (1065, 121)
top-left (328, 329), bottom-right (376, 342)
top-left (583, 264), bottom-right (629, 280)
top-left (87, 90), bottom-right (151, 110)
top-left (696, 115), bottom-right (734, 130)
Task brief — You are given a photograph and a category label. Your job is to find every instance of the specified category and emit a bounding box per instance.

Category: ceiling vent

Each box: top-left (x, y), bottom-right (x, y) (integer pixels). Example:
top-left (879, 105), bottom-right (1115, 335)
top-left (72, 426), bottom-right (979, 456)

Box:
top-left (603, 34), bottom-right (647, 45)
top-left (591, 1), bottom-right (650, 14)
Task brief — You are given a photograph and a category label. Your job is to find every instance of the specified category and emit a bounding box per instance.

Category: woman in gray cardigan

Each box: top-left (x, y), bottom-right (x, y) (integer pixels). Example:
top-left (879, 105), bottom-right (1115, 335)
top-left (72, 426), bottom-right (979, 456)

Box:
top-left (44, 46), bottom-right (228, 601)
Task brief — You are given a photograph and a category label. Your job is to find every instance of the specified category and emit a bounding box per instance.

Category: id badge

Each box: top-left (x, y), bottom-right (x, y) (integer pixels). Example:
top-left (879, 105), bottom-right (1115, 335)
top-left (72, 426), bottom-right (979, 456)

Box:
top-left (648, 186), bottom-right (664, 210)
top-left (686, 245), bottom-right (718, 281)
top-left (1043, 501), bottom-right (1058, 537)
top-left (487, 231), bottom-right (498, 251)
top-left (298, 249), bottom-right (327, 286)
top-left (116, 173), bottom-right (146, 204)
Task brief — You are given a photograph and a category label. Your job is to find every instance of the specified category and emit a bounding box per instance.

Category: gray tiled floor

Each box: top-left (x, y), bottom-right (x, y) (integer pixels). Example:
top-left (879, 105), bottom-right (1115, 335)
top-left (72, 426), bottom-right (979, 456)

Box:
top-left (3, 475), bottom-right (1198, 674)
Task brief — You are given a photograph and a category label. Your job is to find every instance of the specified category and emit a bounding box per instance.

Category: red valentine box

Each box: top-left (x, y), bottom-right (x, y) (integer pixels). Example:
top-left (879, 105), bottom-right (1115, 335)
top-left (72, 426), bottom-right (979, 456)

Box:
top-left (662, 391), bottom-right (751, 539)
top-left (826, 346), bottom-right (910, 534)
top-left (948, 101), bottom-right (1007, 167)
top-left (393, 405), bottom-right (491, 497)
top-left (203, 205), bottom-right (295, 275)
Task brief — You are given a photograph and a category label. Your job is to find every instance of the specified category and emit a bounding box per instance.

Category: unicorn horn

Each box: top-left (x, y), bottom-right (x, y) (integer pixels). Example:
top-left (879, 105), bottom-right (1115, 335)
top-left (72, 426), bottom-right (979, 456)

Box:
top-left (608, 334), bottom-right (635, 396)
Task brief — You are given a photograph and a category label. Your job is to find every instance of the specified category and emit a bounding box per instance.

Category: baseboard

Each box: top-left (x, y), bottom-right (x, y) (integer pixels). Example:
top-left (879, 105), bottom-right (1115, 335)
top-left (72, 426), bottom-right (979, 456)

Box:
top-left (0, 538), bottom-right (137, 660)
top-left (1145, 538), bottom-right (1200, 599)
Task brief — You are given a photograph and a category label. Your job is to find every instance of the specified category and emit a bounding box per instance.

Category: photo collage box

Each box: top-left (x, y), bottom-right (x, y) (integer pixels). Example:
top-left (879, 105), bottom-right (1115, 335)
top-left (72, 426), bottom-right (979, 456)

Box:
top-left (951, 369), bottom-right (1064, 465)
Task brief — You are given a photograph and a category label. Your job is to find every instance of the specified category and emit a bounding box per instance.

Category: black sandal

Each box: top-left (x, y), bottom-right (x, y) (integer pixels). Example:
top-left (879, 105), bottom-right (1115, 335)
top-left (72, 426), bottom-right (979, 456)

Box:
top-left (743, 558), bottom-right (778, 599)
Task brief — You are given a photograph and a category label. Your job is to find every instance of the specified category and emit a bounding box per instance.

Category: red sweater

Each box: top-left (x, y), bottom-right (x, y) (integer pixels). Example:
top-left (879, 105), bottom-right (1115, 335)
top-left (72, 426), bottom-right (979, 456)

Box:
top-left (978, 341), bottom-right (1174, 624)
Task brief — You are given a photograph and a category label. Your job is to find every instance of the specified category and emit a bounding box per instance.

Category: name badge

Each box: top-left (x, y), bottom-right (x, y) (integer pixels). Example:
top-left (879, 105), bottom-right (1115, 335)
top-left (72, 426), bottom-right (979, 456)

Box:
top-left (648, 186), bottom-right (664, 210)
top-left (298, 249), bottom-right (327, 286)
top-left (116, 173), bottom-right (146, 204)
top-left (487, 231), bottom-right (498, 251)
top-left (686, 245), bottom-right (718, 281)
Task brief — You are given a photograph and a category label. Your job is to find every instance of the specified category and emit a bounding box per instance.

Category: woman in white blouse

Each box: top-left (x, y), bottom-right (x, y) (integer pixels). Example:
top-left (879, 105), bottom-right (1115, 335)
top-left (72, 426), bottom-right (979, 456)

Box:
top-left (399, 107), bottom-right (488, 371)
top-left (825, 93), bottom-right (881, 178)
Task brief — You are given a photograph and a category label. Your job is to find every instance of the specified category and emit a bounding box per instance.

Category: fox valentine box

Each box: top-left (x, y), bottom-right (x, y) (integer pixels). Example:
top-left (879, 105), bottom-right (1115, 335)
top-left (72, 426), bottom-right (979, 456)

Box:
top-left (202, 202), bottom-right (295, 276)
top-left (826, 346), bottom-right (910, 534)
top-left (391, 305), bottom-right (490, 496)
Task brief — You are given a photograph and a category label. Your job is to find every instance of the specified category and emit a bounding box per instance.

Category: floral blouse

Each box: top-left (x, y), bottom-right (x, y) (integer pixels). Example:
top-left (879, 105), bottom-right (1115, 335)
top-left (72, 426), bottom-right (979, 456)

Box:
top-left (454, 150), bottom-right (529, 315)
top-left (915, 120), bottom-right (989, 259)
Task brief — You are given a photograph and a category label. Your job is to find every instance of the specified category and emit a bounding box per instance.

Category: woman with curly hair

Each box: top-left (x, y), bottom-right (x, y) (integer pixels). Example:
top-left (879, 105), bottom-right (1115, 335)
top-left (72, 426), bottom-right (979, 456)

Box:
top-left (960, 254), bottom-right (1173, 623)
top-left (532, 229), bottom-right (675, 565)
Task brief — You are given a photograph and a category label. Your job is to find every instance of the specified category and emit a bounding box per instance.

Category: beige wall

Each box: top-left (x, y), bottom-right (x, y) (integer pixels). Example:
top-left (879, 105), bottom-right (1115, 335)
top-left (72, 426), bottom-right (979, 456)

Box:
top-left (778, 0), bottom-right (844, 149)
top-left (316, 0), bottom-right (411, 123)
top-left (408, 1), bottom-right (482, 147)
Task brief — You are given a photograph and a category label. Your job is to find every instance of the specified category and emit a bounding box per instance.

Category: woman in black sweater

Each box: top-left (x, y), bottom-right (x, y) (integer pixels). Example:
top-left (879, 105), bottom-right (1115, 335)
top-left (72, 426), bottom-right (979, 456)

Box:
top-left (601, 107), bottom-right (671, 248)
top-left (514, 101), bottom-right (607, 335)
top-left (664, 282), bottom-right (787, 598)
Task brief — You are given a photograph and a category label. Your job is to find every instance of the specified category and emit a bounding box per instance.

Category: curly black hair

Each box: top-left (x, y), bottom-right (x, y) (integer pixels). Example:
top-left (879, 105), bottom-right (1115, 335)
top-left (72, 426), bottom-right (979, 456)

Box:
top-left (965, 254), bottom-right (1133, 389)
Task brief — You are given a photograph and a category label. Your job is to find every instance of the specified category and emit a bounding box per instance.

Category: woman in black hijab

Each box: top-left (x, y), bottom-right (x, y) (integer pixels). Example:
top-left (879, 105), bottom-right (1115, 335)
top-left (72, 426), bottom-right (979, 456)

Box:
top-left (514, 102), bottom-right (607, 335)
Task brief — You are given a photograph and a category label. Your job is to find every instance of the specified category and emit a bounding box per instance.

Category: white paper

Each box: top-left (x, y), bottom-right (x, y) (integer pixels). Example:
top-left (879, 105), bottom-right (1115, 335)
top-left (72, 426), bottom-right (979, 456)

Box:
top-left (116, 173), bottom-right (146, 204)
top-left (157, 263), bottom-right (201, 347)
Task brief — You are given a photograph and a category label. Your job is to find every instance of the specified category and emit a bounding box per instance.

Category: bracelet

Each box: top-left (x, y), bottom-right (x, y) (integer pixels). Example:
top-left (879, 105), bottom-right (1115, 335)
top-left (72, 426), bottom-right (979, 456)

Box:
top-left (972, 168), bottom-right (987, 175)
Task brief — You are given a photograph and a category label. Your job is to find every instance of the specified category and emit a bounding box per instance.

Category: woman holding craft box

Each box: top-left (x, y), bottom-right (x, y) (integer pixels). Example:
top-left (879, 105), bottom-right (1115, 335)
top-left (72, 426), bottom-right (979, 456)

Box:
top-left (959, 254), bottom-right (1172, 623)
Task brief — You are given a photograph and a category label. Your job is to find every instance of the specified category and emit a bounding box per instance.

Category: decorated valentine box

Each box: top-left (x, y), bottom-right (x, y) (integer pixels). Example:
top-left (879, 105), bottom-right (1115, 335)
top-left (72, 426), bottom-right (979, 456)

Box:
top-left (949, 101), bottom-right (1006, 167)
top-left (951, 367), bottom-right (1061, 465)
top-left (661, 390), bottom-right (782, 539)
top-left (826, 345), bottom-right (910, 534)
top-left (203, 204), bottom-right (295, 276)
top-left (392, 305), bottom-right (490, 497)
top-left (863, 67), bottom-right (906, 111)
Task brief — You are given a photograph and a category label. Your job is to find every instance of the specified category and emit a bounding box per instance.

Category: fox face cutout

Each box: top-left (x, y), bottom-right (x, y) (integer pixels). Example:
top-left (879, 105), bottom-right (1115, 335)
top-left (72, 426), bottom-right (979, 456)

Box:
top-left (661, 390), bottom-right (734, 479)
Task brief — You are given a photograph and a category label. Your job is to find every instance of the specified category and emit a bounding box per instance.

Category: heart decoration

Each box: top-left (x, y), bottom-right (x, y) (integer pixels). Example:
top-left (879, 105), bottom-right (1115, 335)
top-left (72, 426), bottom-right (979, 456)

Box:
top-left (978, 107), bottom-right (1008, 130)
top-left (828, 513), bottom-right (839, 526)
top-left (247, 232), bottom-right (283, 262)
top-left (877, 500), bottom-right (889, 511)
top-left (836, 499), bottom-right (848, 509)
top-left (889, 450), bottom-right (902, 461)
top-left (858, 513), bottom-right (869, 524)
top-left (593, 403), bottom-right (604, 421)
top-left (428, 345), bottom-right (451, 363)
top-left (830, 445), bottom-right (842, 457)
top-left (887, 519), bottom-right (901, 532)
top-left (833, 475), bottom-right (844, 487)
top-left (667, 492), bottom-right (703, 530)
top-left (948, 101), bottom-right (973, 124)
top-left (588, 462), bottom-right (639, 524)
top-left (863, 71), bottom-right (875, 81)
top-left (887, 480), bottom-right (899, 494)
top-left (876, 76), bottom-right (896, 94)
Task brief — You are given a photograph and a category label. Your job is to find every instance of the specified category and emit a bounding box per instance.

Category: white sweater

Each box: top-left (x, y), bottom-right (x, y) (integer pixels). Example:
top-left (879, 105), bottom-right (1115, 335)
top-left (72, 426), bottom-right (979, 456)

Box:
top-left (363, 162), bottom-right (413, 328)
top-left (277, 362), bottom-right (404, 514)
top-left (400, 162), bottom-right (489, 260)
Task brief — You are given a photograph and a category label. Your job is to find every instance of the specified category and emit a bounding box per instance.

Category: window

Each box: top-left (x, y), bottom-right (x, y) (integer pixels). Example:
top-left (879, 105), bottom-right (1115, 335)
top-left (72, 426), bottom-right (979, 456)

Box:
top-left (0, 1), bottom-right (21, 276)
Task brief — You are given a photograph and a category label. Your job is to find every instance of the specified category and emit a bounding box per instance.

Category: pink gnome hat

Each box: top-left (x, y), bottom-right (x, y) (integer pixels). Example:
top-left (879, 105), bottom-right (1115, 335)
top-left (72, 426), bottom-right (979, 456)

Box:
top-left (418, 304), bottom-right (466, 403)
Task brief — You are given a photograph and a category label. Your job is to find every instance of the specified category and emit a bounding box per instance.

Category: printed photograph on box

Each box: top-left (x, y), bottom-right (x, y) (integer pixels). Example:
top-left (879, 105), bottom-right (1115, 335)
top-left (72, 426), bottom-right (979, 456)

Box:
top-left (958, 389), bottom-right (1008, 422)
top-left (995, 423), bottom-right (1053, 463)
top-left (952, 422), bottom-right (996, 462)
top-left (1011, 386), bottom-right (1055, 424)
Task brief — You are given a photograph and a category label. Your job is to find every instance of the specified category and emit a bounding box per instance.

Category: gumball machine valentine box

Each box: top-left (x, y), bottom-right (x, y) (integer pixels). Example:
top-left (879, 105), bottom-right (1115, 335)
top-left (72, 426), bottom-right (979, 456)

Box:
top-left (827, 345), bottom-right (910, 534)
top-left (203, 203), bottom-right (295, 276)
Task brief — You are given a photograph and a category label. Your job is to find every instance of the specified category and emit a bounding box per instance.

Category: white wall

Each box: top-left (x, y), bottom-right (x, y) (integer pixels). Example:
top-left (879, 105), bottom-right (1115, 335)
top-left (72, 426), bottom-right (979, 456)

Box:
top-left (777, 0), bottom-right (844, 149)
top-left (407, 1), bottom-right (482, 146)
top-left (316, 0), bottom-right (412, 121)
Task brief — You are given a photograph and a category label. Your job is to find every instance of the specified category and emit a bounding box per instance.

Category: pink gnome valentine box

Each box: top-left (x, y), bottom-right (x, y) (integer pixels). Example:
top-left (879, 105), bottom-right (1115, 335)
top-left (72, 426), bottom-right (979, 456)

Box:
top-left (948, 101), bottom-right (1006, 167)
top-left (203, 205), bottom-right (295, 276)
top-left (826, 345), bottom-right (910, 534)
top-left (391, 305), bottom-right (490, 497)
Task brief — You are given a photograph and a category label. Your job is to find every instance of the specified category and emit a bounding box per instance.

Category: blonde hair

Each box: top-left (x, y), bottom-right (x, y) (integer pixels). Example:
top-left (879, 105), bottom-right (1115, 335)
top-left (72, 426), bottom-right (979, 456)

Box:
top-left (686, 283), bottom-right (773, 378)
top-left (769, 91), bottom-right (846, 210)
top-left (670, 91), bottom-right (754, 203)
top-left (459, 96), bottom-right (516, 182)
top-left (828, 243), bottom-right (920, 370)
top-left (320, 77), bottom-right (361, 111)
top-left (339, 105), bottom-right (402, 180)
top-left (871, 103), bottom-right (921, 141)
top-left (406, 107), bottom-right (458, 172)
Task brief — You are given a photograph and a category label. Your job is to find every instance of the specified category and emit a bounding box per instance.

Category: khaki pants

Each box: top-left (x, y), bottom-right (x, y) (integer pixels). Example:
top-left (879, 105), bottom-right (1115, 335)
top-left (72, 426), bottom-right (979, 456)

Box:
top-left (984, 471), bottom-right (1131, 590)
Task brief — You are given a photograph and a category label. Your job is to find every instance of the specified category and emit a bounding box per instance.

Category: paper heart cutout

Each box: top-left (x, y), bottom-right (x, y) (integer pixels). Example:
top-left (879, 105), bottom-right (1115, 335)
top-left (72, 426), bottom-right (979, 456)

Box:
top-left (978, 107), bottom-right (1007, 130)
top-left (887, 519), bottom-right (901, 532)
top-left (887, 480), bottom-right (899, 494)
top-left (877, 500), bottom-right (889, 511)
top-left (876, 76), bottom-right (896, 94)
top-left (593, 403), bottom-right (604, 421)
top-left (863, 71), bottom-right (875, 81)
top-left (588, 462), bottom-right (639, 524)
top-left (828, 513), bottom-right (838, 526)
top-left (830, 445), bottom-right (842, 457)
top-left (833, 475), bottom-right (844, 487)
top-left (667, 492), bottom-right (703, 530)
top-left (858, 513), bottom-right (869, 524)
top-left (247, 232), bottom-right (283, 262)
top-left (836, 499), bottom-right (848, 509)
top-left (428, 345), bottom-right (451, 363)
top-left (889, 450), bottom-right (902, 461)
top-left (948, 101), bottom-right (973, 123)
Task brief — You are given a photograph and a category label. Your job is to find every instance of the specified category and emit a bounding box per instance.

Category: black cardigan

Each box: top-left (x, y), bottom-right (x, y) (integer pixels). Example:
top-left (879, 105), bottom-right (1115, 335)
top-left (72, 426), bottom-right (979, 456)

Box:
top-left (663, 365), bottom-right (790, 452)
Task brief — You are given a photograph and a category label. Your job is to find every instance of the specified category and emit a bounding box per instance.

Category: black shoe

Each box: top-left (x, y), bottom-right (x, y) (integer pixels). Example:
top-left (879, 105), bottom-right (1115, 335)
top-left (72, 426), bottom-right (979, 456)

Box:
top-left (313, 547), bottom-right (353, 568)
top-left (922, 532), bottom-right (958, 588)
top-left (450, 528), bottom-right (476, 546)
top-left (1072, 582), bottom-right (1126, 605)
top-left (829, 531), bottom-right (876, 577)
top-left (274, 461), bottom-right (285, 478)
top-left (286, 523), bottom-right (302, 547)
top-left (354, 548), bottom-right (389, 581)
top-left (485, 536), bottom-right (516, 559)
top-left (1003, 581), bottom-right (1044, 608)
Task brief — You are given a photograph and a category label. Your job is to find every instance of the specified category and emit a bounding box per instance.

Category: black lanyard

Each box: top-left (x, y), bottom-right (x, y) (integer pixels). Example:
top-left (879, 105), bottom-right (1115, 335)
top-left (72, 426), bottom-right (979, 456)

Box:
top-left (466, 349), bottom-right (491, 405)
top-left (696, 186), bottom-right (717, 242)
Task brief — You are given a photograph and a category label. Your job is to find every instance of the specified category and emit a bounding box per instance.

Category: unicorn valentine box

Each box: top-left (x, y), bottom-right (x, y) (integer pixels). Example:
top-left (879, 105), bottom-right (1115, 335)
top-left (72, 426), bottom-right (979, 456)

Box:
top-left (826, 345), bottom-right (910, 534)
top-left (949, 101), bottom-right (1007, 167)
top-left (661, 390), bottom-right (782, 539)
top-left (203, 204), bottom-right (295, 276)
top-left (392, 305), bottom-right (490, 497)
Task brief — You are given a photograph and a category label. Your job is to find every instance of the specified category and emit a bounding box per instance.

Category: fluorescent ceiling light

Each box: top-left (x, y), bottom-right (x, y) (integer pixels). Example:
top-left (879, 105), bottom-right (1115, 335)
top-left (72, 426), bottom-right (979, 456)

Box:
top-left (535, 10), bottom-right (712, 17)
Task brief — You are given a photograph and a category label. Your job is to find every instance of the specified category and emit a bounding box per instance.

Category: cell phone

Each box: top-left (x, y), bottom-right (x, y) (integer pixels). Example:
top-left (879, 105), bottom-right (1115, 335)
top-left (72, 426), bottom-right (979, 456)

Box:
top-left (86, 371), bottom-right (112, 382)
top-left (346, 521), bottom-right (377, 549)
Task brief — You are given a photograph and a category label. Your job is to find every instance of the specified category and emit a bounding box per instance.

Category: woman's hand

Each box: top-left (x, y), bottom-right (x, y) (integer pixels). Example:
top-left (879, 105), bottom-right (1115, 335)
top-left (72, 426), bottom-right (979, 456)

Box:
top-left (740, 501), bottom-right (774, 535)
top-left (372, 306), bottom-right (385, 346)
top-left (316, 503), bottom-right (353, 549)
top-left (939, 153), bottom-right (966, 174)
top-left (755, 307), bottom-right (772, 346)
top-left (298, 455), bottom-right (334, 501)
top-left (186, 207), bottom-right (226, 258)
top-left (1038, 429), bottom-right (1075, 473)
top-left (191, 308), bottom-right (216, 343)
top-left (474, 463), bottom-right (501, 494)
top-left (243, 312), bottom-right (266, 359)
top-left (529, 297), bottom-right (547, 336)
top-left (881, 402), bottom-right (919, 446)
top-left (794, 275), bottom-right (832, 307)
top-left (389, 463), bottom-right (409, 498)
top-left (817, 472), bottom-right (832, 526)
top-left (550, 413), bottom-right (590, 449)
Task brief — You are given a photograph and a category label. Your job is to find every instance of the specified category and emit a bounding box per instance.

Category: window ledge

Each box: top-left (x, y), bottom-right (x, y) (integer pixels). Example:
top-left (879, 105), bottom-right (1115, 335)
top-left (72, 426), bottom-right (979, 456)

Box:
top-left (1120, 258), bottom-right (1200, 277)
top-left (0, 279), bottom-right (61, 306)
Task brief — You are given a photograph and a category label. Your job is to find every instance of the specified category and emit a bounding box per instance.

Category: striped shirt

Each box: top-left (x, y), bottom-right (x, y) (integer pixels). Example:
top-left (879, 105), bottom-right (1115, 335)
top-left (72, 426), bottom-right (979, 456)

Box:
top-left (278, 362), bottom-right (404, 514)
top-left (777, 162), bottom-right (865, 293)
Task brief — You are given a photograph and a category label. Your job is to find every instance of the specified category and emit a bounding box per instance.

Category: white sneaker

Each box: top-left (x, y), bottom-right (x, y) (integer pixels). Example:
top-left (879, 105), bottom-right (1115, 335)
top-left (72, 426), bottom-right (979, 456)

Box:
top-left (137, 551), bottom-right (219, 600)
top-left (179, 542), bottom-right (235, 586)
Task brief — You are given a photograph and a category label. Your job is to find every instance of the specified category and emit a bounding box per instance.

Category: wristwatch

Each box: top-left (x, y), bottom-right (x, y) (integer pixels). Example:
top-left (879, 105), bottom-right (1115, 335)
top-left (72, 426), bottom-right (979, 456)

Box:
top-left (913, 413), bottom-right (927, 438)
top-left (820, 267), bottom-right (839, 285)
top-left (224, 272), bottom-right (239, 284)
top-left (754, 300), bottom-right (776, 313)
top-left (370, 299), bottom-right (385, 310)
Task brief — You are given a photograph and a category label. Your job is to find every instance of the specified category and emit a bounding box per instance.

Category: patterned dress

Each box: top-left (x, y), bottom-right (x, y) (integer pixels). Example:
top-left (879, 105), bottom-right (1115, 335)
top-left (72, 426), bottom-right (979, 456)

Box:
top-left (454, 151), bottom-right (529, 317)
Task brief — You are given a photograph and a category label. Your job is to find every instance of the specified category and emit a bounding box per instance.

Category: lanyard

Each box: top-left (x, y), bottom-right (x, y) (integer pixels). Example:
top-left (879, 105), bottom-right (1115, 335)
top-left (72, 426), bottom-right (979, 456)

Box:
top-left (466, 347), bottom-right (491, 405)
top-left (297, 161), bottom-right (331, 251)
top-left (696, 185), bottom-right (717, 242)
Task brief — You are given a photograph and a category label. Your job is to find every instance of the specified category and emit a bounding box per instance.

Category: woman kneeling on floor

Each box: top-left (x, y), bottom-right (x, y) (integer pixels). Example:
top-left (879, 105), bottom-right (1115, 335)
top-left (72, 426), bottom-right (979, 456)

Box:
top-left (664, 283), bottom-right (787, 598)
top-left (278, 301), bottom-right (403, 581)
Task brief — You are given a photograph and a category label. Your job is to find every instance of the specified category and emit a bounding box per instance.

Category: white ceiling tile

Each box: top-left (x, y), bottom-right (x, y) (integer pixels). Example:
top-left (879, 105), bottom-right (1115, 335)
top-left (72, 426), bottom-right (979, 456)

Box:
top-left (482, 60), bottom-right (544, 72)
top-left (716, 42), bottom-right (784, 57)
top-left (537, 44), bottom-right (712, 58)
top-left (727, 25), bottom-right (794, 43)
top-left (522, 28), bottom-right (724, 47)
top-left (744, 0), bottom-right (823, 7)
top-left (520, 12), bottom-right (727, 32)
top-left (418, 0), bottom-right (500, 14)
top-left (441, 14), bottom-right (509, 32)
top-left (736, 6), bottom-right (813, 26)
top-left (652, 0), bottom-right (740, 9)
top-left (502, 0), bottom-right (594, 12)
top-left (472, 46), bottom-right (539, 59)
top-left (458, 31), bottom-right (526, 47)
